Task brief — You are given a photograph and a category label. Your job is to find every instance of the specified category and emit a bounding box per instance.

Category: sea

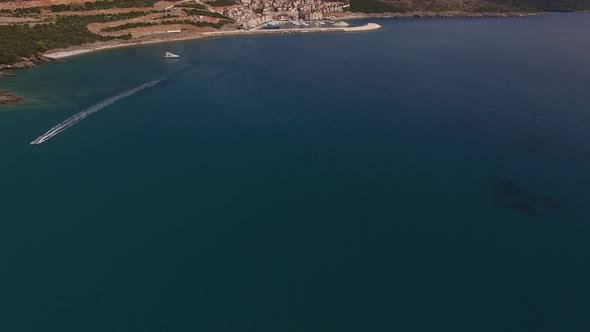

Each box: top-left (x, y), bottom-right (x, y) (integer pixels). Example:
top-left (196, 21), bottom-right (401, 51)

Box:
top-left (1, 13), bottom-right (589, 331)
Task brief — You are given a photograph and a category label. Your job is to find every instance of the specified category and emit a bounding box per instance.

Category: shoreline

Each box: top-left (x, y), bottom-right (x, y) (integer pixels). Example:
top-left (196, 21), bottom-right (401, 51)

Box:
top-left (45, 23), bottom-right (382, 60)
top-left (338, 10), bottom-right (542, 20)
top-left (44, 33), bottom-right (211, 60)
top-left (19, 11), bottom-right (543, 61)
top-left (40, 9), bottom-right (543, 60)
top-left (0, 11), bottom-right (551, 105)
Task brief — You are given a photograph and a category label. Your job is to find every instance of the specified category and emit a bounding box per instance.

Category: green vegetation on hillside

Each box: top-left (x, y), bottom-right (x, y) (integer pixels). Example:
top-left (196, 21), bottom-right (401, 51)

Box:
top-left (348, 0), bottom-right (515, 13)
top-left (0, 1), bottom-right (158, 16)
top-left (15, 7), bottom-right (42, 15)
top-left (1, 7), bottom-right (43, 16)
top-left (89, 12), bottom-right (150, 21)
top-left (101, 21), bottom-right (157, 32)
top-left (101, 19), bottom-right (227, 32)
top-left (49, 0), bottom-right (157, 12)
top-left (206, 0), bottom-right (238, 6)
top-left (182, 9), bottom-right (231, 19)
top-left (175, 3), bottom-right (209, 10)
top-left (162, 19), bottom-right (226, 29)
top-left (0, 14), bottom-right (140, 64)
top-left (489, 0), bottom-right (590, 11)
top-left (349, 0), bottom-right (410, 12)
top-left (348, 0), bottom-right (589, 13)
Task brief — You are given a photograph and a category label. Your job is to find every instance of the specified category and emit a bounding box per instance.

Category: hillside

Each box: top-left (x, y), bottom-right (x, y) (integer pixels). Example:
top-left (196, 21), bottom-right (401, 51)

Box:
top-left (0, 0), bottom-right (233, 66)
top-left (488, 0), bottom-right (590, 11)
top-left (349, 0), bottom-right (590, 13)
top-left (2, 0), bottom-right (590, 67)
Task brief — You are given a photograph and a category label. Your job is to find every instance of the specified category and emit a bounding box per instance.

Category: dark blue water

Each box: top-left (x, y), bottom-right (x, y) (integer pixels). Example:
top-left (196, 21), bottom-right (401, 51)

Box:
top-left (1, 13), bottom-right (589, 331)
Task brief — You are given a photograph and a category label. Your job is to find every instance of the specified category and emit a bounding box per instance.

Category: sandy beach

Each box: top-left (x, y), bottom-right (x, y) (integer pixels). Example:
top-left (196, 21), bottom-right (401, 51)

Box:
top-left (44, 33), bottom-right (210, 60)
top-left (45, 49), bottom-right (102, 59)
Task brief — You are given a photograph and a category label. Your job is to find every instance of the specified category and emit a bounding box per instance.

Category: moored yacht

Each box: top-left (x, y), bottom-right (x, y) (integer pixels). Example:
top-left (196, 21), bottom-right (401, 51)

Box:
top-left (164, 52), bottom-right (179, 58)
top-left (263, 21), bottom-right (280, 29)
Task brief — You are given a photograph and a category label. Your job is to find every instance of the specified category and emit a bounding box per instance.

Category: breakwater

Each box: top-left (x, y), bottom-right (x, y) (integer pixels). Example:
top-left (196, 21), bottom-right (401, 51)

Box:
top-left (31, 79), bottom-right (163, 145)
top-left (203, 23), bottom-right (381, 37)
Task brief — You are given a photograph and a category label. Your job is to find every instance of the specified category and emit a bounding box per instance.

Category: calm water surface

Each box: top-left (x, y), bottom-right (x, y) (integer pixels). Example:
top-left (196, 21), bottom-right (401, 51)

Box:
top-left (1, 13), bottom-right (589, 332)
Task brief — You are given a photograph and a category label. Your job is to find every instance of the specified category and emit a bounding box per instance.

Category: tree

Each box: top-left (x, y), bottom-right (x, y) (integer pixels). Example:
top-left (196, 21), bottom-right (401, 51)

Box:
top-left (36, 41), bottom-right (48, 52)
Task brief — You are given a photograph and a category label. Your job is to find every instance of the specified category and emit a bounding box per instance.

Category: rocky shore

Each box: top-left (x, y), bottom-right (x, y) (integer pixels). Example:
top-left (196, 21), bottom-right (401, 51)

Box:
top-left (0, 54), bottom-right (51, 70)
top-left (0, 55), bottom-right (52, 105)
top-left (340, 10), bottom-right (540, 19)
top-left (0, 89), bottom-right (24, 105)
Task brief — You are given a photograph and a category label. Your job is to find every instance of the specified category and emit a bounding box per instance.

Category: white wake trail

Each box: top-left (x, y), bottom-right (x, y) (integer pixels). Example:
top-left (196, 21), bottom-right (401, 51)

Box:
top-left (31, 79), bottom-right (163, 145)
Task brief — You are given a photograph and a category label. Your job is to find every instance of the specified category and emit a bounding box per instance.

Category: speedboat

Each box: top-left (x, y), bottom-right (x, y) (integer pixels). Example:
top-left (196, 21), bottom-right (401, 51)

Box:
top-left (164, 52), bottom-right (179, 58)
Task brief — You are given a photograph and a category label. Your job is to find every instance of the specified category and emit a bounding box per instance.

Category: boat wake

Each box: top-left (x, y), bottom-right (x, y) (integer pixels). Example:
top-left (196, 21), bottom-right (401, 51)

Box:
top-left (31, 79), bottom-right (164, 145)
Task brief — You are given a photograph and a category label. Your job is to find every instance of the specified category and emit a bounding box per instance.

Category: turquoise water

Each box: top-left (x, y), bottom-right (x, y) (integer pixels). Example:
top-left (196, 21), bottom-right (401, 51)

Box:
top-left (1, 14), bottom-right (590, 331)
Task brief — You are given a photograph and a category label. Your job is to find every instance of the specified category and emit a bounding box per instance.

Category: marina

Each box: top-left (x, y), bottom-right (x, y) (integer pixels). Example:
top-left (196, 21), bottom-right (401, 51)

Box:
top-left (263, 21), bottom-right (280, 29)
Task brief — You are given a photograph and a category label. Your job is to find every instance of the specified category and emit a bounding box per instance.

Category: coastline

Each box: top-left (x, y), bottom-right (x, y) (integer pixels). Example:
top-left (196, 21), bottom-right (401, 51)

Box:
top-left (44, 33), bottom-right (211, 60)
top-left (22, 11), bottom-right (541, 61)
top-left (3, 23), bottom-right (382, 104)
top-left (0, 11), bottom-right (546, 105)
top-left (337, 10), bottom-right (542, 20)
top-left (44, 23), bottom-right (381, 60)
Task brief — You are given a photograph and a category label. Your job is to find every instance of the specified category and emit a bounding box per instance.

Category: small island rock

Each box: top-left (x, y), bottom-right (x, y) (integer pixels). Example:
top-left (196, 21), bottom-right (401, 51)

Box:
top-left (0, 90), bottom-right (24, 105)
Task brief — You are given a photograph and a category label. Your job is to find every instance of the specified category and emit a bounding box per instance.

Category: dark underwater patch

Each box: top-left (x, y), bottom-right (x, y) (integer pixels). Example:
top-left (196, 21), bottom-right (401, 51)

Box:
top-left (519, 132), bottom-right (549, 153)
top-left (490, 176), bottom-right (560, 216)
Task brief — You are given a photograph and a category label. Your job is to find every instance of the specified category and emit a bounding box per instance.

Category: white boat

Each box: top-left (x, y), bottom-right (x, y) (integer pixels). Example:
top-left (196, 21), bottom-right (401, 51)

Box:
top-left (263, 21), bottom-right (280, 29)
top-left (164, 52), bottom-right (179, 58)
